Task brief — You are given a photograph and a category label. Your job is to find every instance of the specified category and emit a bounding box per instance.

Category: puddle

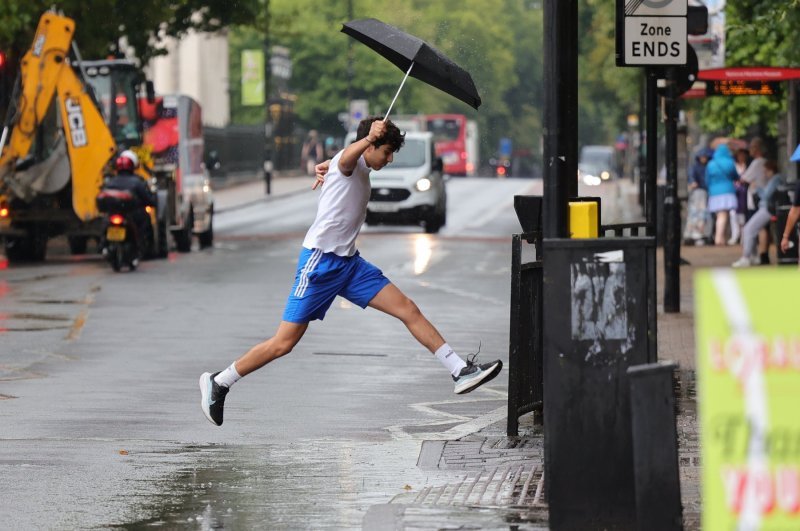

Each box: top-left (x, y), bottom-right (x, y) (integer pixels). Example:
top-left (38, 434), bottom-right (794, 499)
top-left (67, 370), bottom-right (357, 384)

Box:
top-left (110, 442), bottom-right (417, 529)
top-left (0, 326), bottom-right (72, 332)
top-left (0, 312), bottom-right (72, 333)
top-left (0, 370), bottom-right (47, 381)
top-left (5, 313), bottom-right (72, 322)
top-left (18, 299), bottom-right (87, 305)
top-left (6, 274), bottom-right (64, 283)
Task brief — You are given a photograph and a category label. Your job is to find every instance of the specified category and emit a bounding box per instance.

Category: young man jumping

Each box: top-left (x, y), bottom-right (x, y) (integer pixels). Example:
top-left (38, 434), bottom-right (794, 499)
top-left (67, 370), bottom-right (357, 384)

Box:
top-left (199, 117), bottom-right (502, 426)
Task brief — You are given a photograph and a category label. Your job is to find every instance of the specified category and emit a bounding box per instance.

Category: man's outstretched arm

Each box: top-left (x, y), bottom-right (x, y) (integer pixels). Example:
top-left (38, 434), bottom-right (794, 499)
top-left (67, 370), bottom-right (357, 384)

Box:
top-left (338, 120), bottom-right (385, 175)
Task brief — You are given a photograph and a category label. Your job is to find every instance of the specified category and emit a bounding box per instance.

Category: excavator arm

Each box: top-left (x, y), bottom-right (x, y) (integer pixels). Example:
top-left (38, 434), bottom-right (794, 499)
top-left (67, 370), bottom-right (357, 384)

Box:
top-left (0, 12), bottom-right (116, 221)
top-left (55, 62), bottom-right (117, 220)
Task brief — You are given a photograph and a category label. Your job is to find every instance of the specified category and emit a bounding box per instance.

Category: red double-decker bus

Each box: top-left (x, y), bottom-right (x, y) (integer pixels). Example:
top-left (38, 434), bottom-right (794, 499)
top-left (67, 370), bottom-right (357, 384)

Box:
top-left (425, 114), bottom-right (478, 176)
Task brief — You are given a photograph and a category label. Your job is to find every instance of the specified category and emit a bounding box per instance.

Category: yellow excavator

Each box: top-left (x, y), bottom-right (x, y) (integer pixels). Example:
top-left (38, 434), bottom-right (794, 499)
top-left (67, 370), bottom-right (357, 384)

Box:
top-left (0, 11), bottom-right (162, 262)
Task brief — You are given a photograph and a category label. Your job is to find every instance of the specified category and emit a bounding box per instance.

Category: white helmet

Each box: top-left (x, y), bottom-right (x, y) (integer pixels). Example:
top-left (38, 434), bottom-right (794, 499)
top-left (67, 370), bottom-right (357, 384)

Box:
top-left (118, 149), bottom-right (139, 169)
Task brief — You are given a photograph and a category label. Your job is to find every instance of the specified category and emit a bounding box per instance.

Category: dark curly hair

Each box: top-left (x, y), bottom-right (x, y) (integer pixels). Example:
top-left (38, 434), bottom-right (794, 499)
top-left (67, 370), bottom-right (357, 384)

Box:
top-left (355, 116), bottom-right (405, 152)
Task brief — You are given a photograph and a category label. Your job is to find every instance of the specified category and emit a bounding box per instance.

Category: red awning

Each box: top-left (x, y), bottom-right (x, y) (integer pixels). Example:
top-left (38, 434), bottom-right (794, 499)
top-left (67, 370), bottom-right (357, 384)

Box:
top-left (698, 67), bottom-right (800, 81)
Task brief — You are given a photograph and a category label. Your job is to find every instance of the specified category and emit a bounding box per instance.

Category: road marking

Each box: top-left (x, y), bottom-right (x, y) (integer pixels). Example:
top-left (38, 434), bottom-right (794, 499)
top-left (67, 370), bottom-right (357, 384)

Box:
top-left (65, 309), bottom-right (88, 341)
top-left (387, 390), bottom-right (509, 441)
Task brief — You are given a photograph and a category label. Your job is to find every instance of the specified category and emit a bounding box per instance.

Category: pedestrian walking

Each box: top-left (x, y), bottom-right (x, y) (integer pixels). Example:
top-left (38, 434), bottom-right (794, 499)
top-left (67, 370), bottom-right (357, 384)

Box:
top-left (199, 117), bottom-right (502, 426)
top-left (300, 129), bottom-right (324, 176)
top-left (684, 146), bottom-right (713, 245)
top-left (740, 137), bottom-right (768, 219)
top-left (705, 139), bottom-right (739, 246)
top-left (729, 147), bottom-right (750, 245)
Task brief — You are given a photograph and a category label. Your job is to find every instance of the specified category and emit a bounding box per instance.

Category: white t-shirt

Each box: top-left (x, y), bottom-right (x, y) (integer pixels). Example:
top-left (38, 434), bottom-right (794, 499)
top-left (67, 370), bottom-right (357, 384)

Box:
top-left (302, 149), bottom-right (371, 257)
top-left (741, 157), bottom-right (767, 211)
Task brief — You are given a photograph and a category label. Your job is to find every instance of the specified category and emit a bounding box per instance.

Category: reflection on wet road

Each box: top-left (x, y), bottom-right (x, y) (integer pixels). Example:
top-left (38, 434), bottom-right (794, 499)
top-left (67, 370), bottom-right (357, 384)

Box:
top-left (119, 440), bottom-right (427, 529)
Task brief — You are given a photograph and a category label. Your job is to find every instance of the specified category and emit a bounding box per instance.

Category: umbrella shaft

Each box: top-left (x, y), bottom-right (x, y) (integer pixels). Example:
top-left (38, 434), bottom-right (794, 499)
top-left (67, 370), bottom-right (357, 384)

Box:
top-left (384, 61), bottom-right (414, 122)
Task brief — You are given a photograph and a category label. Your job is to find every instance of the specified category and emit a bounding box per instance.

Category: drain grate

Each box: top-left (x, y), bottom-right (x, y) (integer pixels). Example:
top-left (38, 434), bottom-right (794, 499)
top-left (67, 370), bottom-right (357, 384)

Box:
top-left (412, 464), bottom-right (546, 508)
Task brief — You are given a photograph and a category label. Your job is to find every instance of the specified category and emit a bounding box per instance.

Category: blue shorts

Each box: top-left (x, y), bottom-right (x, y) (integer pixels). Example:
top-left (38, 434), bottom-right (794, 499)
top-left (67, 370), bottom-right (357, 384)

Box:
top-left (282, 248), bottom-right (391, 323)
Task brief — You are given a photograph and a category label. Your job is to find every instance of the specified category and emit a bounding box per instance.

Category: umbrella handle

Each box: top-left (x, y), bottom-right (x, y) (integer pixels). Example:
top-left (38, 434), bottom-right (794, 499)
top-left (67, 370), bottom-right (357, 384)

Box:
top-left (383, 61), bottom-right (414, 122)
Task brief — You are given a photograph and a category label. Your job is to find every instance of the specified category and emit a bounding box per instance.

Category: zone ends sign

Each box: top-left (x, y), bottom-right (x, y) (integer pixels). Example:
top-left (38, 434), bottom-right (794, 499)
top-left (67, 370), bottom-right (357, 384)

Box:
top-left (617, 0), bottom-right (689, 67)
top-left (625, 0), bottom-right (686, 17)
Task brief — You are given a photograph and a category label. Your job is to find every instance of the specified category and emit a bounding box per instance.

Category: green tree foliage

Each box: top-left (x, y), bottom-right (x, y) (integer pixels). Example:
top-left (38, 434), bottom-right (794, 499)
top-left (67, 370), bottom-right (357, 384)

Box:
top-left (0, 0), bottom-right (258, 65)
top-left (229, 0), bottom-right (642, 158)
top-left (238, 0), bottom-right (541, 159)
top-left (578, 0), bottom-right (641, 147)
top-left (698, 0), bottom-right (797, 137)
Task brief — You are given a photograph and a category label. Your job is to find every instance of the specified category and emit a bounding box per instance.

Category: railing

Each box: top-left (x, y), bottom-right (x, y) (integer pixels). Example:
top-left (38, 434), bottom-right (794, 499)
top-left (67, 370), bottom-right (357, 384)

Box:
top-left (601, 221), bottom-right (649, 238)
top-left (507, 230), bottom-right (543, 436)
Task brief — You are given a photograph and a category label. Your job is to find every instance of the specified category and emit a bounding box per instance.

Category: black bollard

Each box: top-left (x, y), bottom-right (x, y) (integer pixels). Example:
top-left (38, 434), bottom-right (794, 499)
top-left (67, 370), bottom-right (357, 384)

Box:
top-left (628, 362), bottom-right (683, 531)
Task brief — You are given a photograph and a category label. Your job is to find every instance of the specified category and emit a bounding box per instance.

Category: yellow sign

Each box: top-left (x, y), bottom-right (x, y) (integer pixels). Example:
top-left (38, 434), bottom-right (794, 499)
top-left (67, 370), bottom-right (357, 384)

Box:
top-left (696, 269), bottom-right (800, 530)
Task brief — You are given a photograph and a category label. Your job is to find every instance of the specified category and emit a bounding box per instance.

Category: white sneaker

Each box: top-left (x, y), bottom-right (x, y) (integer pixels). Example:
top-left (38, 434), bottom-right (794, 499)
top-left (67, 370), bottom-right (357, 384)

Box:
top-left (727, 237), bottom-right (739, 246)
top-left (732, 256), bottom-right (755, 268)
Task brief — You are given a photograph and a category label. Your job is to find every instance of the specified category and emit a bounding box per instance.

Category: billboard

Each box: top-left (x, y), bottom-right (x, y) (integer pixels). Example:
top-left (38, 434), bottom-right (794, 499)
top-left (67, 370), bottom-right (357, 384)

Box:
top-left (697, 269), bottom-right (800, 530)
top-left (241, 49), bottom-right (265, 106)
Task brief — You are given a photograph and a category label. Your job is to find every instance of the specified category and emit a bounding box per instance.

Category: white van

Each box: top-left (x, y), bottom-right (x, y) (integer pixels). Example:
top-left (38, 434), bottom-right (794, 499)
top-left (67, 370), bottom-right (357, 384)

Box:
top-left (578, 145), bottom-right (619, 184)
top-left (345, 131), bottom-right (447, 233)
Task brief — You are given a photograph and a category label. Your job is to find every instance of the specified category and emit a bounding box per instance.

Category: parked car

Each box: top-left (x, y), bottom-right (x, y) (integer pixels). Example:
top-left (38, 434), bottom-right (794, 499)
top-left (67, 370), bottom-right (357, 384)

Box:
top-left (345, 131), bottom-right (447, 233)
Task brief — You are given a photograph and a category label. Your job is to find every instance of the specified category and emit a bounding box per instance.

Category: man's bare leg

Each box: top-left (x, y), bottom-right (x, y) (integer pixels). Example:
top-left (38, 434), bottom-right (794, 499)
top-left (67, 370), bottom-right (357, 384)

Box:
top-left (367, 282), bottom-right (503, 394)
top-left (367, 283), bottom-right (445, 353)
top-left (235, 321), bottom-right (309, 376)
top-left (199, 321), bottom-right (308, 426)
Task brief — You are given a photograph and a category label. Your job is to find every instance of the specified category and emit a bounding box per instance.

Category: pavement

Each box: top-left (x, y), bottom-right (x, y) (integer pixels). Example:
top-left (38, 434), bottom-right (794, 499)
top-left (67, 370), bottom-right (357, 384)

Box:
top-left (210, 175), bottom-right (770, 530)
top-left (211, 171), bottom-right (317, 213)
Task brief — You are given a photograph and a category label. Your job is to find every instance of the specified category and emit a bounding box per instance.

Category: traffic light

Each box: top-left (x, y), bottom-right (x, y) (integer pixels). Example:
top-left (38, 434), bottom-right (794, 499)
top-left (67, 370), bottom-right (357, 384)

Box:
top-left (688, 5), bottom-right (709, 36)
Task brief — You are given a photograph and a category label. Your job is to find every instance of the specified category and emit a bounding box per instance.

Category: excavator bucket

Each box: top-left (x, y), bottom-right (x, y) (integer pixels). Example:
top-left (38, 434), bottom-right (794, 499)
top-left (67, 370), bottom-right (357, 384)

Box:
top-left (1, 13), bottom-right (75, 167)
top-left (57, 68), bottom-right (116, 221)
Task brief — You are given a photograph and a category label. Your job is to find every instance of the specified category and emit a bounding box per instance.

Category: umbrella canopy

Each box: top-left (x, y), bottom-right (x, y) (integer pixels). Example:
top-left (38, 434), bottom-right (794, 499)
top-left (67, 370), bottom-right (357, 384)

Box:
top-left (341, 18), bottom-right (482, 114)
top-left (792, 143), bottom-right (800, 162)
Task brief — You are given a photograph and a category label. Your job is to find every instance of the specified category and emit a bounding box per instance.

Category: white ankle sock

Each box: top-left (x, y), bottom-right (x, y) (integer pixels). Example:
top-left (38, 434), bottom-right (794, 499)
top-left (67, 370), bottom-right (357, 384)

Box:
top-left (435, 343), bottom-right (467, 376)
top-left (214, 362), bottom-right (242, 388)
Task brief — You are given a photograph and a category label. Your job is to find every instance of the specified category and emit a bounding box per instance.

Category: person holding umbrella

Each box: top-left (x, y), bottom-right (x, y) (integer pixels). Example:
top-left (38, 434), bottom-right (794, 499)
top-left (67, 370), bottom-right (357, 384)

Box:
top-left (199, 116), bottom-right (502, 426)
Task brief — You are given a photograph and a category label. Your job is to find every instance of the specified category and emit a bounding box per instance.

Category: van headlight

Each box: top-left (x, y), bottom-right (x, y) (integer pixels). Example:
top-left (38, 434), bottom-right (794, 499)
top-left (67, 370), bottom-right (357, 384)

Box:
top-left (415, 178), bottom-right (432, 192)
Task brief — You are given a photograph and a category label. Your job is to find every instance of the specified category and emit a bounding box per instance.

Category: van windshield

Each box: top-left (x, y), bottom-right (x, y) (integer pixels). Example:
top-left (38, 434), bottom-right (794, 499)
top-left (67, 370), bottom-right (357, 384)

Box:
top-left (385, 139), bottom-right (426, 168)
top-left (579, 147), bottom-right (613, 167)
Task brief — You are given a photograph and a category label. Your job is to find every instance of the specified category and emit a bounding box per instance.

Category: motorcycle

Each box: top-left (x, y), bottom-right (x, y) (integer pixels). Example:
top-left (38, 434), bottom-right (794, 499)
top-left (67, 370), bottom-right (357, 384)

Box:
top-left (96, 189), bottom-right (151, 272)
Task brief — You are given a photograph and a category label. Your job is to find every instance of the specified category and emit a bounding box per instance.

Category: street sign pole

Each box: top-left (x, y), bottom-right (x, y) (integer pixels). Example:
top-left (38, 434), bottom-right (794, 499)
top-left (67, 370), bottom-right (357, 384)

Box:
top-left (664, 67), bottom-right (680, 313)
top-left (646, 68), bottom-right (658, 238)
top-left (543, 0), bottom-right (578, 239)
top-left (618, 0), bottom-right (689, 314)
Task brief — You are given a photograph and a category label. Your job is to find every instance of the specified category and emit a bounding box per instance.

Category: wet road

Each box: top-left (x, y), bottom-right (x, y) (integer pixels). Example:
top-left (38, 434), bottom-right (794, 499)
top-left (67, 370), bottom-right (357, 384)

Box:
top-left (0, 177), bottom-right (638, 528)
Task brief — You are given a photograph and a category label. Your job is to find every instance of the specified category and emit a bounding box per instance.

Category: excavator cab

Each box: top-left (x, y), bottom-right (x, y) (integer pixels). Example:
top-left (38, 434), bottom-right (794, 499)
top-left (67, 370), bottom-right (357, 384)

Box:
top-left (77, 60), bottom-right (146, 150)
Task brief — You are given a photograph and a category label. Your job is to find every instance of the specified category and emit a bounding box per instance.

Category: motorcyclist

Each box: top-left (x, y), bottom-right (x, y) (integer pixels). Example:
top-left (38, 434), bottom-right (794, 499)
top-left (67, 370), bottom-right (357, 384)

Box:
top-left (101, 150), bottom-right (157, 253)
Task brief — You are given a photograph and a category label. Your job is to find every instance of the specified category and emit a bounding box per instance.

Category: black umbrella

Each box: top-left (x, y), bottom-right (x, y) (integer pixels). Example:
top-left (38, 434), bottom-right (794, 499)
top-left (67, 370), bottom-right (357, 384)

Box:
top-left (341, 18), bottom-right (481, 120)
